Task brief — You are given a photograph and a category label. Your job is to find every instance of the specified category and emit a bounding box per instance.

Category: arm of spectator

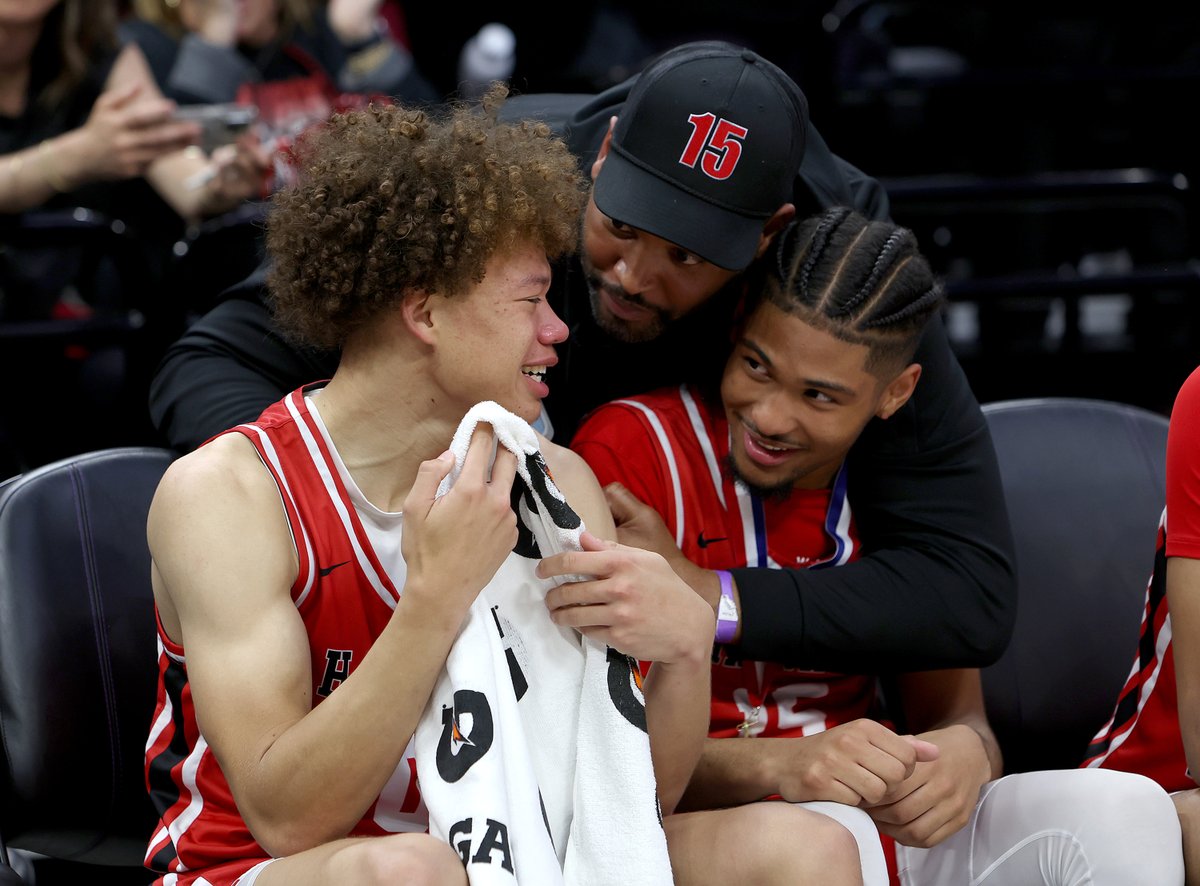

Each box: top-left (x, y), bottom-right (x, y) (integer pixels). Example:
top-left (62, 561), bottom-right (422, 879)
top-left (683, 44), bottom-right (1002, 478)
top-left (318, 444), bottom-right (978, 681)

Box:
top-left (539, 442), bottom-right (714, 814)
top-left (795, 121), bottom-right (891, 222)
top-left (734, 321), bottom-right (1017, 674)
top-left (0, 43), bottom-right (267, 220)
top-left (148, 129), bottom-right (271, 220)
top-left (110, 45), bottom-right (271, 221)
top-left (326, 0), bottom-right (387, 44)
top-left (148, 428), bottom-right (516, 856)
top-left (863, 668), bottom-right (1002, 849)
top-left (0, 42), bottom-right (201, 213)
top-left (325, 0), bottom-right (435, 100)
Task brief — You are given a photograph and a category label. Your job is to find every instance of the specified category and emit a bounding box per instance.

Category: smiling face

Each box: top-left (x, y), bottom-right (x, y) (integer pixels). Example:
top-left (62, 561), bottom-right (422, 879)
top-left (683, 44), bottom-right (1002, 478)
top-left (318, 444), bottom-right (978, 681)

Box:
top-left (428, 242), bottom-right (568, 424)
top-left (720, 300), bottom-right (919, 496)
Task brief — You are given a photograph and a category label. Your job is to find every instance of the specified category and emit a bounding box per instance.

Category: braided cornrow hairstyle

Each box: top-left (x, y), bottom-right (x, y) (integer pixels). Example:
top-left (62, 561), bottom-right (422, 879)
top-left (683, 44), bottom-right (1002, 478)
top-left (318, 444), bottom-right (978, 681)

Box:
top-left (762, 207), bottom-right (945, 375)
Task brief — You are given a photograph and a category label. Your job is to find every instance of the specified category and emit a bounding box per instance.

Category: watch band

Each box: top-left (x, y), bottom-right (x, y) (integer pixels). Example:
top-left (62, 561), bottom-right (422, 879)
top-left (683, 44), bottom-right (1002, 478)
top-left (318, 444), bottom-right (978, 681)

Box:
top-left (714, 569), bottom-right (739, 644)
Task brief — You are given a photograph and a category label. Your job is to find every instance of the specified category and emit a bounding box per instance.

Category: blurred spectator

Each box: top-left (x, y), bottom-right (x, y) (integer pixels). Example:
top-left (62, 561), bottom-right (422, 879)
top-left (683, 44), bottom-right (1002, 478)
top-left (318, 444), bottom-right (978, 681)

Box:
top-left (1, 0), bottom-right (269, 230)
top-left (123, 0), bottom-right (441, 189)
top-left (1, 0), bottom-right (267, 473)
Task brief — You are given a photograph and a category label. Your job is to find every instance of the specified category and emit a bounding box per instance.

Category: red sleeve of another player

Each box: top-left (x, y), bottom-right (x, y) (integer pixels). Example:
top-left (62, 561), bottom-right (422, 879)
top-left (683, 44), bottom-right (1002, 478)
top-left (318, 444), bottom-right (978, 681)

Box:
top-left (571, 403), bottom-right (675, 526)
top-left (1167, 366), bottom-right (1200, 559)
top-left (573, 403), bottom-right (679, 681)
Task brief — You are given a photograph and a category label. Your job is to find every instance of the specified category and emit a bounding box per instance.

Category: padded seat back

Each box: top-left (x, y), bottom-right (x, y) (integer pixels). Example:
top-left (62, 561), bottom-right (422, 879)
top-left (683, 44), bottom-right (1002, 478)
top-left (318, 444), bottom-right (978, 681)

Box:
top-left (0, 447), bottom-right (176, 869)
top-left (980, 398), bottom-right (1167, 772)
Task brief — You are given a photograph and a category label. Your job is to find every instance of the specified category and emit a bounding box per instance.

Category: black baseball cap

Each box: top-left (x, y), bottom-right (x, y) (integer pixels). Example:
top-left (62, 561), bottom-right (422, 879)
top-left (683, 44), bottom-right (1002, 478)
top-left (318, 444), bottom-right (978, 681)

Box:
top-left (593, 42), bottom-right (809, 271)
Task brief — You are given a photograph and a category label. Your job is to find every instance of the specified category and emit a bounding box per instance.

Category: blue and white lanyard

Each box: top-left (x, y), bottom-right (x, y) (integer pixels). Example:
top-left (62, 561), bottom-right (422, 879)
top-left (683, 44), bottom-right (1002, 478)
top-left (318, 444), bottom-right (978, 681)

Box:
top-left (737, 461), bottom-right (854, 570)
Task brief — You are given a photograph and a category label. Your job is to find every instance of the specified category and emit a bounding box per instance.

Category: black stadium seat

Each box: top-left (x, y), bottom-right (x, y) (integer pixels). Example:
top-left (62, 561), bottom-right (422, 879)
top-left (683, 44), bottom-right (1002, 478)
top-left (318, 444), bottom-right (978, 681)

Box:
top-left (0, 447), bottom-right (177, 883)
top-left (980, 398), bottom-right (1168, 772)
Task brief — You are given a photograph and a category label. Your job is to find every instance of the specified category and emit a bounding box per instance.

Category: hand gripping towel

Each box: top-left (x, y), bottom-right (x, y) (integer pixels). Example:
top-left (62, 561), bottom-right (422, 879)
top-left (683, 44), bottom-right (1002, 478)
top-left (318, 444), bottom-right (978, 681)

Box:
top-left (416, 401), bottom-right (674, 885)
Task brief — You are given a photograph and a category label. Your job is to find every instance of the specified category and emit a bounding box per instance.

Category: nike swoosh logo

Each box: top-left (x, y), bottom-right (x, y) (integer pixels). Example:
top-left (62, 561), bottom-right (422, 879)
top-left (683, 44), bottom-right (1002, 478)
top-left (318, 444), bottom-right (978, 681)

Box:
top-left (697, 532), bottom-right (728, 549)
top-left (318, 560), bottom-right (350, 577)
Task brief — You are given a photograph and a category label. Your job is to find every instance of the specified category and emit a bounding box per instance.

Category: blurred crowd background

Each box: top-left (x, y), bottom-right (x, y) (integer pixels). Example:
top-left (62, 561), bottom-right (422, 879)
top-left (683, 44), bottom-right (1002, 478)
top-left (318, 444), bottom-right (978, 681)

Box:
top-left (4, 0), bottom-right (1200, 478)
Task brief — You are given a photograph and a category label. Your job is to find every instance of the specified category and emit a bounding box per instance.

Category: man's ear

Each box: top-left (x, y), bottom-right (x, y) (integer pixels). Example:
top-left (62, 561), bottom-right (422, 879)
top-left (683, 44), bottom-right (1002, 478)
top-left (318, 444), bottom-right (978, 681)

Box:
top-left (754, 203), bottom-right (797, 259)
top-left (590, 116), bottom-right (617, 181)
top-left (876, 363), bottom-right (922, 420)
top-left (401, 290), bottom-right (437, 346)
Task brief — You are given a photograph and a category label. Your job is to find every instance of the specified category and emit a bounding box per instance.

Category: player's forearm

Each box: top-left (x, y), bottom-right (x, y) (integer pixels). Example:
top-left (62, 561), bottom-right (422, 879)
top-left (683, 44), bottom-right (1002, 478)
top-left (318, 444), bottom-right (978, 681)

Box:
top-left (645, 654), bottom-right (712, 814)
top-left (675, 738), bottom-right (782, 812)
top-left (0, 139), bottom-right (75, 213)
top-left (898, 669), bottom-right (1003, 781)
top-left (233, 592), bottom-right (466, 856)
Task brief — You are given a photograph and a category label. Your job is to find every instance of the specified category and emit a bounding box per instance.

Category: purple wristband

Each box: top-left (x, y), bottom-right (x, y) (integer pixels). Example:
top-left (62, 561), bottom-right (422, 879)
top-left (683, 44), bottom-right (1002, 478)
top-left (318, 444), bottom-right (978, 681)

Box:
top-left (714, 569), bottom-right (739, 644)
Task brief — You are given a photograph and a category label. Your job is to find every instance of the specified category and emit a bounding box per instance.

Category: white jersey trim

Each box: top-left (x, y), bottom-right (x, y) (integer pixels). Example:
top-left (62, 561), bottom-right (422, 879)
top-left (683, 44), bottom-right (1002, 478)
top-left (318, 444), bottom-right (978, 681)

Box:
top-left (680, 385), bottom-right (728, 510)
top-left (733, 480), bottom-right (761, 567)
top-left (146, 642), bottom-right (175, 754)
top-left (614, 398), bottom-right (687, 550)
top-left (237, 421), bottom-right (318, 608)
top-left (1086, 614), bottom-right (1174, 768)
top-left (284, 392), bottom-right (398, 609)
top-left (165, 735), bottom-right (211, 873)
top-left (1084, 507), bottom-right (1170, 768)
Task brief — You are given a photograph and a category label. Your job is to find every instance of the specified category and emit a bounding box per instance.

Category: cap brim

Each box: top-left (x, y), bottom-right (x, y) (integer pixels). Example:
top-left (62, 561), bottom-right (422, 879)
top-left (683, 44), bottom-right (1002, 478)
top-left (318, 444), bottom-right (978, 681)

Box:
top-left (593, 150), bottom-right (766, 272)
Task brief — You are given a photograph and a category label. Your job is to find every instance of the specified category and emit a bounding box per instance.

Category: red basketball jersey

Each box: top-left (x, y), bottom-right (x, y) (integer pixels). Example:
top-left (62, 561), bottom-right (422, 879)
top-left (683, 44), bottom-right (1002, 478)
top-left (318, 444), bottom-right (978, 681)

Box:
top-left (572, 386), bottom-right (877, 740)
top-left (145, 386), bottom-right (427, 884)
top-left (1080, 519), bottom-right (1187, 788)
top-left (1083, 366), bottom-right (1200, 791)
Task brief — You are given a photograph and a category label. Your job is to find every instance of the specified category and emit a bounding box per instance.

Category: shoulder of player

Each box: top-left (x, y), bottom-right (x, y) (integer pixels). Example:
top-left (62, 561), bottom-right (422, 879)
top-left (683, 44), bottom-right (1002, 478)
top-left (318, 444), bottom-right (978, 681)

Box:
top-left (538, 435), bottom-right (600, 497)
top-left (150, 432), bottom-right (278, 538)
top-left (575, 387), bottom-right (696, 439)
top-left (149, 432), bottom-right (300, 612)
top-left (538, 436), bottom-right (616, 538)
top-left (1176, 365), bottom-right (1200, 414)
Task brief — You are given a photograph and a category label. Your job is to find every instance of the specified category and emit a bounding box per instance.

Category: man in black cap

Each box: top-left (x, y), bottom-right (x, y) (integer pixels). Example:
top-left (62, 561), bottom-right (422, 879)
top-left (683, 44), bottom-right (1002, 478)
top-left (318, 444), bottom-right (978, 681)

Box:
top-left (148, 41), bottom-right (1015, 679)
top-left (591, 44), bottom-right (810, 275)
top-left (520, 42), bottom-right (889, 440)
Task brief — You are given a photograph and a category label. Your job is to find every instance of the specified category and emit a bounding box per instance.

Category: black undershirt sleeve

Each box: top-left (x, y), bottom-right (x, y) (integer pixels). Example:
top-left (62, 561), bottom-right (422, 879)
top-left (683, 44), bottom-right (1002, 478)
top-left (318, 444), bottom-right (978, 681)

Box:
top-left (148, 277), bottom-right (338, 452)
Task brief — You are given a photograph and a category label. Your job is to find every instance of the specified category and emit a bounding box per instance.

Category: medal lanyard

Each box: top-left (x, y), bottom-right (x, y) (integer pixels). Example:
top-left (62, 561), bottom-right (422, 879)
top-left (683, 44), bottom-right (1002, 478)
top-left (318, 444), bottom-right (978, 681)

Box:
top-left (738, 460), bottom-right (853, 569)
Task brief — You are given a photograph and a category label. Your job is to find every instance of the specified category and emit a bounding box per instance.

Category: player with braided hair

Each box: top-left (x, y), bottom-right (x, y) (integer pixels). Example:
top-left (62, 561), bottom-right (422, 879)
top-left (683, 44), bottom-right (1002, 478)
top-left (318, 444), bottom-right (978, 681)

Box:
top-left (763, 206), bottom-right (943, 368)
top-left (571, 207), bottom-right (1185, 885)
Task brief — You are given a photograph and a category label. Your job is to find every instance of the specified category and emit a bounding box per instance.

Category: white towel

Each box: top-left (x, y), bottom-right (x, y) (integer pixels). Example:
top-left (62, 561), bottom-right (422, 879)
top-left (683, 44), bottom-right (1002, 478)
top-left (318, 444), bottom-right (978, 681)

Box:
top-left (416, 402), bottom-right (674, 885)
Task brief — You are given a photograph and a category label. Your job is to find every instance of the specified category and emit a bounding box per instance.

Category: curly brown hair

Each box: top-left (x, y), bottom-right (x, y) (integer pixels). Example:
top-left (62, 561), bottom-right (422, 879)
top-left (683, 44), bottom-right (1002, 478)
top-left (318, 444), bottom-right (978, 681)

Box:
top-left (266, 89), bottom-right (589, 349)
